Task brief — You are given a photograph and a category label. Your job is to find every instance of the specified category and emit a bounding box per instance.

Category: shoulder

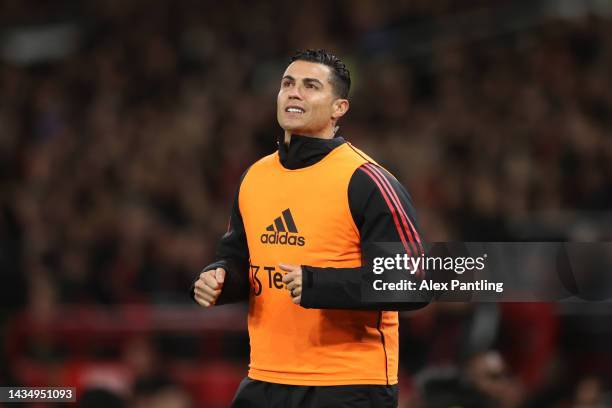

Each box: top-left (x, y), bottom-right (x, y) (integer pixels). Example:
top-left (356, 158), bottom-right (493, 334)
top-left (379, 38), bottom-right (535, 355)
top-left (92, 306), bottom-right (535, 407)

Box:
top-left (235, 152), bottom-right (278, 191)
top-left (342, 141), bottom-right (399, 187)
top-left (319, 142), bottom-right (381, 177)
top-left (341, 142), bottom-right (380, 167)
top-left (337, 142), bottom-right (401, 191)
top-left (250, 151), bottom-right (279, 169)
top-left (240, 151), bottom-right (279, 182)
top-left (348, 161), bottom-right (411, 212)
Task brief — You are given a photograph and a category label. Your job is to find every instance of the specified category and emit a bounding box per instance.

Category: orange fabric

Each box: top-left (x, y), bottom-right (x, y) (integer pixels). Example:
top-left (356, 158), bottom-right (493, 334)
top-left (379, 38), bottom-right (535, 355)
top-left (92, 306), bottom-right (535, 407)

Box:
top-left (238, 143), bottom-right (398, 386)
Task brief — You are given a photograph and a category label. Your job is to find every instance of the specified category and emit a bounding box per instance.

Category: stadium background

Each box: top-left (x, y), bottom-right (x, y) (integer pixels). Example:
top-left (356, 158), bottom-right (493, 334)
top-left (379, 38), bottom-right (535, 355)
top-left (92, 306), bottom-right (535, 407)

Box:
top-left (1, 0), bottom-right (611, 406)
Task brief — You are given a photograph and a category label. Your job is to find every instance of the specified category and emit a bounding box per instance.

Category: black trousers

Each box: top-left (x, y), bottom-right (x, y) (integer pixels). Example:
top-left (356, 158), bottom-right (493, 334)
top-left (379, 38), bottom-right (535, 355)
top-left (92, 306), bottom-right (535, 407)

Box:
top-left (230, 378), bottom-right (398, 408)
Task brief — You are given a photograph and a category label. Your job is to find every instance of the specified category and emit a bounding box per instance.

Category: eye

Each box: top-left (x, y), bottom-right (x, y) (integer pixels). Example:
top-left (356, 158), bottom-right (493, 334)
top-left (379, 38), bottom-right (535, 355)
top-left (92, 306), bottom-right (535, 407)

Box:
top-left (306, 83), bottom-right (317, 89)
top-left (282, 80), bottom-right (291, 88)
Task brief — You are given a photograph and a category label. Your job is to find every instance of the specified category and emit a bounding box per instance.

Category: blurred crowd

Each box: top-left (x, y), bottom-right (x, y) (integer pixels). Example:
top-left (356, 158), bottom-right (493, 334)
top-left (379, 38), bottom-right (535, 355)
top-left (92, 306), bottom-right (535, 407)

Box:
top-left (1, 0), bottom-right (612, 406)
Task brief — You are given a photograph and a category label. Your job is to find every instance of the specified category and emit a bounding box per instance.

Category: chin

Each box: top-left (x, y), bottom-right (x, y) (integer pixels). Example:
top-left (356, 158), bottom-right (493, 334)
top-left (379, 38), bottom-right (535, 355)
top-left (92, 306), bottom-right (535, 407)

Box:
top-left (281, 123), bottom-right (305, 133)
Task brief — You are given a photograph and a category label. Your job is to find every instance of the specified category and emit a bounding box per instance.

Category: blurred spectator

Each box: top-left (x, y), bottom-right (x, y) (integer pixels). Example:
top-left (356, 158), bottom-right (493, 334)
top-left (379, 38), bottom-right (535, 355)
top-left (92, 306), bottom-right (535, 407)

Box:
top-left (132, 374), bottom-right (193, 408)
top-left (572, 376), bottom-right (609, 408)
top-left (410, 350), bottom-right (523, 408)
top-left (463, 350), bottom-right (524, 408)
top-left (411, 366), bottom-right (491, 408)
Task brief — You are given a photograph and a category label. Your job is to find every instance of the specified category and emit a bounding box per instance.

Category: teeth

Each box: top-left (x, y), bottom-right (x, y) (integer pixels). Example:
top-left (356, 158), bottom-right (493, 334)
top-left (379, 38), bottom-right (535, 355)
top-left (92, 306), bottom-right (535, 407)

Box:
top-left (287, 108), bottom-right (304, 113)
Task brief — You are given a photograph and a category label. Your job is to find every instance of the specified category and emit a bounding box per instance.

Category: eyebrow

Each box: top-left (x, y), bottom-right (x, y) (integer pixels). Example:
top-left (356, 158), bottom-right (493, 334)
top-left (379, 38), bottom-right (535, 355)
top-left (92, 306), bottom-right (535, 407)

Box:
top-left (282, 75), bottom-right (324, 87)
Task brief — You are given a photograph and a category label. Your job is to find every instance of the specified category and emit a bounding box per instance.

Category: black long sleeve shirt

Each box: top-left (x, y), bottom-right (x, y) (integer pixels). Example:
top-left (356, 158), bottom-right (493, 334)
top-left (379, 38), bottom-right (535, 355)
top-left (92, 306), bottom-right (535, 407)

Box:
top-left (192, 135), bottom-right (430, 311)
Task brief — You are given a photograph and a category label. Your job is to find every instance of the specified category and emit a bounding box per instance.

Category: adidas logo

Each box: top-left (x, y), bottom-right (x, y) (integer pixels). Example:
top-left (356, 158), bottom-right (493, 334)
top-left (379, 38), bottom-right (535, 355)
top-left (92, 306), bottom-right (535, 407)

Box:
top-left (260, 208), bottom-right (306, 246)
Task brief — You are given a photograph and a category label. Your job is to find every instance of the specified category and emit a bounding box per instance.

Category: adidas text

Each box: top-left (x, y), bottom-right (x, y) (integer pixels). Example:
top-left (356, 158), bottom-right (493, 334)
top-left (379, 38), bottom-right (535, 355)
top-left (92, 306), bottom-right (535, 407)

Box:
top-left (260, 232), bottom-right (305, 246)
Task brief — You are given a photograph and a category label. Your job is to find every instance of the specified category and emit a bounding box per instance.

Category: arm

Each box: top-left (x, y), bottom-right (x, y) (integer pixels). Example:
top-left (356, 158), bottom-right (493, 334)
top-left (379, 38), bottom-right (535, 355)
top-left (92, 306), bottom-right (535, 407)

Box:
top-left (299, 163), bottom-right (430, 311)
top-left (191, 173), bottom-right (251, 306)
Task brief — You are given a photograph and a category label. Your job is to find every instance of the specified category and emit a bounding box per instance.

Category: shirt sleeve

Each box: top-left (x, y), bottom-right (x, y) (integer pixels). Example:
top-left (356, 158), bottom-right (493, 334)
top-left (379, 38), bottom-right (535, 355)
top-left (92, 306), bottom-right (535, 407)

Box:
top-left (190, 171), bottom-right (251, 305)
top-left (300, 163), bottom-right (431, 311)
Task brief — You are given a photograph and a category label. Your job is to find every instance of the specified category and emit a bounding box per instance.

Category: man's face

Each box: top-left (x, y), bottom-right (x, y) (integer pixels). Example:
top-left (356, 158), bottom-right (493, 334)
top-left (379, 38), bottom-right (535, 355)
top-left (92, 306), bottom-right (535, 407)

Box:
top-left (277, 60), bottom-right (345, 136)
top-left (466, 352), bottom-right (511, 399)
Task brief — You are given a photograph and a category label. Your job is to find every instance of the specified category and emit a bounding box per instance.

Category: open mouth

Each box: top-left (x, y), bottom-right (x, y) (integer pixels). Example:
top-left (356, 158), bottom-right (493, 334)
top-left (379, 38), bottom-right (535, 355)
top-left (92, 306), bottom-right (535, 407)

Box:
top-left (285, 106), bottom-right (305, 114)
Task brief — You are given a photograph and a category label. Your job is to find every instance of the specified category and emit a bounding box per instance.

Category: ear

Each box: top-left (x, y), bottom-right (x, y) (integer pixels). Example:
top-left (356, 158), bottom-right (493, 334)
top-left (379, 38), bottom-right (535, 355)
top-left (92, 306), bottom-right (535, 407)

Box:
top-left (331, 99), bottom-right (349, 120)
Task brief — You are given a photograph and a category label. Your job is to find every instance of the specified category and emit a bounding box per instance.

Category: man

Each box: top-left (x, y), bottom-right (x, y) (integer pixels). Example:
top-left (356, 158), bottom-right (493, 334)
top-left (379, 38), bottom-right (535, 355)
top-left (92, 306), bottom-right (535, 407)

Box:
top-left (463, 350), bottom-right (524, 408)
top-left (192, 49), bottom-right (428, 408)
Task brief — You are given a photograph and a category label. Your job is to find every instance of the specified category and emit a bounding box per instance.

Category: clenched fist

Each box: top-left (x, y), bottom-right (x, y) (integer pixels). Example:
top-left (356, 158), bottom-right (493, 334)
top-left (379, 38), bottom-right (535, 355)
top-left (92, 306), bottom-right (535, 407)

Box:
top-left (280, 263), bottom-right (302, 305)
top-left (194, 268), bottom-right (225, 307)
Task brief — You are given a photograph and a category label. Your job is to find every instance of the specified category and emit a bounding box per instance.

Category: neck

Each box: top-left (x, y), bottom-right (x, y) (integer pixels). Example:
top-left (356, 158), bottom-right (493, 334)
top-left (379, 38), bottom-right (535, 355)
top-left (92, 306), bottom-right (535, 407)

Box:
top-left (284, 125), bottom-right (337, 144)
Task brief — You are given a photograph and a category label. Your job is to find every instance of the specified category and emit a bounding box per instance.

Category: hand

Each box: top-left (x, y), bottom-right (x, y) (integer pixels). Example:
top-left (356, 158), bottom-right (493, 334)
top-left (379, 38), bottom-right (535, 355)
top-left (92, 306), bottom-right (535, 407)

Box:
top-left (194, 268), bottom-right (225, 307)
top-left (280, 263), bottom-right (302, 305)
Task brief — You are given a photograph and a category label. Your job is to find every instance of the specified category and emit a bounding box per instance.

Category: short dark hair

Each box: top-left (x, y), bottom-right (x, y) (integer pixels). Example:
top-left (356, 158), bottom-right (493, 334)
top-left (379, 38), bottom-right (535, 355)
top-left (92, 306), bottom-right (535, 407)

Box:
top-left (290, 49), bottom-right (351, 99)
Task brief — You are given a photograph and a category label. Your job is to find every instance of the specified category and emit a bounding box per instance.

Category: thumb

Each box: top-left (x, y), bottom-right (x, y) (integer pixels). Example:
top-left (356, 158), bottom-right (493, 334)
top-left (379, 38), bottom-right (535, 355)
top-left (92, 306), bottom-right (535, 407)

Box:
top-left (215, 268), bottom-right (225, 284)
top-left (278, 263), bottom-right (296, 272)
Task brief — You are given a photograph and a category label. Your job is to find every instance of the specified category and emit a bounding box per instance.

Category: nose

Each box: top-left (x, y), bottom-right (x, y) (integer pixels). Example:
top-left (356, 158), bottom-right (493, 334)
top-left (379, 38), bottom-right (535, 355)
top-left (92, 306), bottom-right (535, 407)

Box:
top-left (287, 85), bottom-right (303, 100)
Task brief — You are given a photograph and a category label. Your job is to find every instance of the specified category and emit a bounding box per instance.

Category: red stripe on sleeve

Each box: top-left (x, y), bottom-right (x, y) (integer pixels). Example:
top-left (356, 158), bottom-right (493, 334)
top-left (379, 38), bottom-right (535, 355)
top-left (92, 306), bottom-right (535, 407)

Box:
top-left (365, 164), bottom-right (423, 256)
top-left (360, 165), bottom-right (412, 257)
